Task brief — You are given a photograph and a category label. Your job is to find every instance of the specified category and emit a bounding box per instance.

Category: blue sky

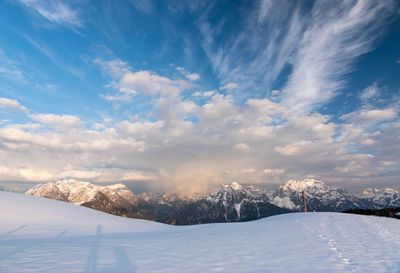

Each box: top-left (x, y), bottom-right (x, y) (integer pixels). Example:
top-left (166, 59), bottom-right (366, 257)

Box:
top-left (0, 0), bottom-right (399, 193)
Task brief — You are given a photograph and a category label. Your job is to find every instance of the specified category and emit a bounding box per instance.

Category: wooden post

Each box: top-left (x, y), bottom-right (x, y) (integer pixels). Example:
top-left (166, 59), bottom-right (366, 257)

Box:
top-left (302, 190), bottom-right (307, 213)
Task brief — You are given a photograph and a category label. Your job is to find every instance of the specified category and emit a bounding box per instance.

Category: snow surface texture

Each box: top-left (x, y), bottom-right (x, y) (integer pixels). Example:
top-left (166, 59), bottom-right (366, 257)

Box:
top-left (1, 192), bottom-right (399, 273)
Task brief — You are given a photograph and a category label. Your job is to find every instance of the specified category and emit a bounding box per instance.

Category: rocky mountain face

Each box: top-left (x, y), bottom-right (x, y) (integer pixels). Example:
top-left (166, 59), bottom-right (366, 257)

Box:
top-left (362, 188), bottom-right (400, 208)
top-left (25, 179), bottom-right (398, 225)
top-left (268, 179), bottom-right (373, 212)
top-left (25, 180), bottom-right (288, 224)
top-left (164, 182), bottom-right (289, 225)
top-left (26, 179), bottom-right (155, 219)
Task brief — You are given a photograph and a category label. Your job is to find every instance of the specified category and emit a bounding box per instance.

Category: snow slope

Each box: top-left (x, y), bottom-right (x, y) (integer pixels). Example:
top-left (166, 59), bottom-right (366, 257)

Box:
top-left (0, 192), bottom-right (399, 273)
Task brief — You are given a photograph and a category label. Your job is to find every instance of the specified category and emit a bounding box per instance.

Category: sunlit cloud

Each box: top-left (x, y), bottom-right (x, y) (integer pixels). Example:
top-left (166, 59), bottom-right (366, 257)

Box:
top-left (0, 98), bottom-right (28, 113)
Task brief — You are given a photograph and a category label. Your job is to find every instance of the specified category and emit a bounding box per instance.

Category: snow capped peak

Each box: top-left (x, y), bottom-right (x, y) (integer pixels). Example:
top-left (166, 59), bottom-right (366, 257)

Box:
top-left (26, 180), bottom-right (140, 209)
top-left (231, 182), bottom-right (241, 190)
top-left (362, 187), bottom-right (399, 197)
top-left (269, 178), bottom-right (373, 211)
top-left (362, 188), bottom-right (379, 198)
top-left (384, 188), bottom-right (398, 193)
top-left (361, 187), bottom-right (400, 208)
top-left (282, 179), bottom-right (325, 192)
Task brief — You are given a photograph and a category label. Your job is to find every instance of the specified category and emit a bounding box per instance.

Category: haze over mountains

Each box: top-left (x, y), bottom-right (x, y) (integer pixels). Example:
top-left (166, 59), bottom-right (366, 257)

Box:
top-left (24, 178), bottom-right (400, 225)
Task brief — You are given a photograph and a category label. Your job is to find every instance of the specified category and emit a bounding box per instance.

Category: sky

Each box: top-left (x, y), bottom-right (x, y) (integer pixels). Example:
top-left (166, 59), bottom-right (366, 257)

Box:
top-left (0, 0), bottom-right (399, 194)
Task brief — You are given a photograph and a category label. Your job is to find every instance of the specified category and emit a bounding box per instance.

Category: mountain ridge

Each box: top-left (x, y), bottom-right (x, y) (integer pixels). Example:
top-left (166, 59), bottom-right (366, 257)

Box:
top-left (24, 178), bottom-right (397, 224)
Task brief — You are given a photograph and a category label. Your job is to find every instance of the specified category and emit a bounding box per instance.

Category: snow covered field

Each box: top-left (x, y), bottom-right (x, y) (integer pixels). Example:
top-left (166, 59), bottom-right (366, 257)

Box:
top-left (0, 191), bottom-right (399, 273)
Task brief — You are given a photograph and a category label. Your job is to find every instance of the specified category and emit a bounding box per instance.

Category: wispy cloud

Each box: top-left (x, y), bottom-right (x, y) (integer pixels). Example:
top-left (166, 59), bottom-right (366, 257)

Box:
top-left (281, 1), bottom-right (396, 111)
top-left (21, 35), bottom-right (84, 79)
top-left (0, 49), bottom-right (26, 83)
top-left (175, 66), bottom-right (200, 81)
top-left (130, 0), bottom-right (153, 14)
top-left (197, 0), bottom-right (397, 111)
top-left (360, 82), bottom-right (380, 103)
top-left (220, 83), bottom-right (239, 90)
top-left (94, 58), bottom-right (131, 79)
top-left (17, 0), bottom-right (84, 29)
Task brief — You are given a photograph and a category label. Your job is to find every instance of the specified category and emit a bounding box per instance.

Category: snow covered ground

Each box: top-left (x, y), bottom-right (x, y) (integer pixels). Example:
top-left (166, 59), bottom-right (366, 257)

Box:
top-left (0, 192), bottom-right (399, 273)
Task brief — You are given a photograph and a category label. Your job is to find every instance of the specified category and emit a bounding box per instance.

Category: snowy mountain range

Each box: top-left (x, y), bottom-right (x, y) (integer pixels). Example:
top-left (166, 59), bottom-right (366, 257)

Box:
top-left (268, 179), bottom-right (373, 211)
top-left (25, 179), bottom-right (399, 224)
top-left (166, 182), bottom-right (288, 224)
top-left (26, 179), bottom-right (155, 219)
top-left (362, 188), bottom-right (400, 208)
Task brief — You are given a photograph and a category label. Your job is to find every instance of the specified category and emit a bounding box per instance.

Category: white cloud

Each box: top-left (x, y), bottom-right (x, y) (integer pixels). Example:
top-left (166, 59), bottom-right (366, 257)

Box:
top-left (18, 0), bottom-right (84, 28)
top-left (92, 122), bottom-right (105, 131)
top-left (175, 66), bottom-right (200, 81)
top-left (175, 100), bottom-right (198, 117)
top-left (192, 90), bottom-right (215, 98)
top-left (19, 168), bottom-right (54, 181)
top-left (262, 168), bottom-right (285, 175)
top-left (0, 99), bottom-right (27, 115)
top-left (341, 108), bottom-right (398, 126)
top-left (0, 98), bottom-right (28, 113)
top-left (220, 83), bottom-right (239, 90)
top-left (94, 58), bottom-right (130, 79)
top-left (119, 71), bottom-right (185, 96)
top-left (120, 171), bottom-right (158, 181)
top-left (242, 168), bottom-right (255, 173)
top-left (95, 57), bottom-right (192, 99)
top-left (0, 95), bottom-right (399, 191)
top-left (186, 73), bottom-right (200, 81)
top-left (31, 113), bottom-right (83, 131)
top-left (14, 123), bottom-right (42, 130)
top-left (234, 143), bottom-right (250, 152)
top-left (274, 142), bottom-right (306, 156)
top-left (360, 82), bottom-right (379, 102)
top-left (203, 90), bottom-right (215, 97)
top-left (334, 154), bottom-right (374, 174)
top-left (100, 93), bottom-right (132, 102)
top-left (360, 138), bottom-right (375, 146)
